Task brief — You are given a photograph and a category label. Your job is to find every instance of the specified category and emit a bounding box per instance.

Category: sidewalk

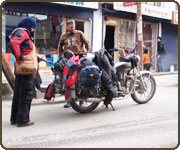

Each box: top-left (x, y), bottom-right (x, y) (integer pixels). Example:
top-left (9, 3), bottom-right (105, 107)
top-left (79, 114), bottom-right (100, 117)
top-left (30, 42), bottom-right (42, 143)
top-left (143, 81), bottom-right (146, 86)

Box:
top-left (152, 71), bottom-right (178, 76)
top-left (32, 94), bottom-right (65, 105)
top-left (2, 90), bottom-right (65, 105)
top-left (2, 71), bottom-right (178, 105)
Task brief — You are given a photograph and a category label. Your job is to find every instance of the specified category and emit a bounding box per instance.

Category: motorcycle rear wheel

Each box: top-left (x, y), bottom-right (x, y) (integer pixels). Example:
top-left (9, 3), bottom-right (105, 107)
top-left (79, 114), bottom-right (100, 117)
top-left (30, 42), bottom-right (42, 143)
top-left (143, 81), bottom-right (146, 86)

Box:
top-left (131, 73), bottom-right (156, 104)
top-left (70, 98), bottom-right (99, 113)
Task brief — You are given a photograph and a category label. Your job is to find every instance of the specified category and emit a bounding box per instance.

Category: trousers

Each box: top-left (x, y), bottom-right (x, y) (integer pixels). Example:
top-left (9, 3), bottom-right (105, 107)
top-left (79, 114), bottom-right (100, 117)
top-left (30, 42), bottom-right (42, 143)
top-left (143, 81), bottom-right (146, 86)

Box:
top-left (157, 55), bottom-right (165, 72)
top-left (10, 71), bottom-right (34, 124)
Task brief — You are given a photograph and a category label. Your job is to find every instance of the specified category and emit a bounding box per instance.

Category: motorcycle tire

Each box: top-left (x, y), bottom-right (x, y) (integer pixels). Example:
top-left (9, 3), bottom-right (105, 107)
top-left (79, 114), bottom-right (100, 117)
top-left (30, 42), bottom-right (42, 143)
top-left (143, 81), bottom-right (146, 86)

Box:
top-left (131, 73), bottom-right (156, 104)
top-left (70, 99), bottom-right (99, 113)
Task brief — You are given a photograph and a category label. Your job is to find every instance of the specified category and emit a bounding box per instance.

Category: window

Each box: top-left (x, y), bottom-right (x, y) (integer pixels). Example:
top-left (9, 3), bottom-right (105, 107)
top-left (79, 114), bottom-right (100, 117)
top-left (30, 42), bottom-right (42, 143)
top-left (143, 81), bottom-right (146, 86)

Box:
top-left (5, 11), bottom-right (28, 53)
top-left (5, 11), bottom-right (64, 55)
top-left (119, 20), bottom-right (136, 49)
top-left (35, 14), bottom-right (63, 54)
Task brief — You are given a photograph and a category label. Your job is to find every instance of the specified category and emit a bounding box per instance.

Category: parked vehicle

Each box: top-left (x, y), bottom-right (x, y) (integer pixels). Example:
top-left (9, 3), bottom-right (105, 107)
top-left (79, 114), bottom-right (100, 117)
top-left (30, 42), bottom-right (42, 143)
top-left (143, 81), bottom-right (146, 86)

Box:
top-left (51, 47), bottom-right (156, 113)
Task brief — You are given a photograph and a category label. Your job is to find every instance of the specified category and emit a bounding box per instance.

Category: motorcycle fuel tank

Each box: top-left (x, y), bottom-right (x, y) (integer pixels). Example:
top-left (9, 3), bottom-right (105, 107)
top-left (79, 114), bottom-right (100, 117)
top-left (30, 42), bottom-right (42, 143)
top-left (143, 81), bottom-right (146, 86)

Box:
top-left (114, 62), bottom-right (131, 72)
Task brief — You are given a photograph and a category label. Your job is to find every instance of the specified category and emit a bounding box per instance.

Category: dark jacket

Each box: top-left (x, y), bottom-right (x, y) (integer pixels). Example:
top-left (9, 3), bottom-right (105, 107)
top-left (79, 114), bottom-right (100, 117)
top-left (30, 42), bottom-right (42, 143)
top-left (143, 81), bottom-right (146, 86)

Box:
top-left (94, 49), bottom-right (116, 103)
top-left (158, 41), bottom-right (166, 55)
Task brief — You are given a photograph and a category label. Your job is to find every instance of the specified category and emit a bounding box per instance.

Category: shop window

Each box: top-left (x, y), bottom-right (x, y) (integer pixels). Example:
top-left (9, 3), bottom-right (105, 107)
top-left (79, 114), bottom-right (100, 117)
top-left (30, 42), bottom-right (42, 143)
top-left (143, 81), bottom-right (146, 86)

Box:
top-left (35, 14), bottom-right (63, 55)
top-left (5, 11), bottom-right (28, 53)
top-left (5, 12), bottom-right (91, 55)
top-left (4, 11), bottom-right (63, 55)
top-left (119, 20), bottom-right (136, 50)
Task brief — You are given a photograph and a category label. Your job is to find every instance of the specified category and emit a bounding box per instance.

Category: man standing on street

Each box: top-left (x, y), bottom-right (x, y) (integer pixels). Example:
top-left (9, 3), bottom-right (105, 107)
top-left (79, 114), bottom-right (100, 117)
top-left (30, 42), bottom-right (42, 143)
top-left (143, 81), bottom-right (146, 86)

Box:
top-left (58, 19), bottom-right (91, 108)
top-left (157, 37), bottom-right (166, 72)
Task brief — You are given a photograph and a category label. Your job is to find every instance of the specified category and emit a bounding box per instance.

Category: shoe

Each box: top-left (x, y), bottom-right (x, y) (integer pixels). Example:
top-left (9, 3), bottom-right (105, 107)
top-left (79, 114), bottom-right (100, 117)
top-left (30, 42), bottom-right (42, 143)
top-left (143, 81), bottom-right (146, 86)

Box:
top-left (11, 121), bottom-right (16, 125)
top-left (17, 121), bottom-right (34, 127)
top-left (64, 102), bottom-right (71, 108)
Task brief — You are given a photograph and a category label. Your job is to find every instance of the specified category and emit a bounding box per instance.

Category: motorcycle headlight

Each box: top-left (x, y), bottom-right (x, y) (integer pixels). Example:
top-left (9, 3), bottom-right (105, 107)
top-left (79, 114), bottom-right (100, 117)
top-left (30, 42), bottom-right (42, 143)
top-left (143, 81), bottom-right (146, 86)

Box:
top-left (136, 55), bottom-right (140, 65)
top-left (132, 55), bottom-right (140, 68)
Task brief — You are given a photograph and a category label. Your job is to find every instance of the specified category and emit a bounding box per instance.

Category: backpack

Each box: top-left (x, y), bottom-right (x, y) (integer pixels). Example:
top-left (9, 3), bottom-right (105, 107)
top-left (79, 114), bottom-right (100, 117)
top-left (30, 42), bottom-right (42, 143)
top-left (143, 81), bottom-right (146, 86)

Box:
top-left (63, 55), bottom-right (81, 87)
top-left (54, 57), bottom-right (68, 73)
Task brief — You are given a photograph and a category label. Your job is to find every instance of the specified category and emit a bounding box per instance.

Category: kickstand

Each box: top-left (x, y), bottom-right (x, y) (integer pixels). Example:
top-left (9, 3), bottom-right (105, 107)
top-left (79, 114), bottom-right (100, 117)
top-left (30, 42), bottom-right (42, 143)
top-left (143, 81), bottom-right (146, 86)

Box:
top-left (109, 103), bottom-right (115, 111)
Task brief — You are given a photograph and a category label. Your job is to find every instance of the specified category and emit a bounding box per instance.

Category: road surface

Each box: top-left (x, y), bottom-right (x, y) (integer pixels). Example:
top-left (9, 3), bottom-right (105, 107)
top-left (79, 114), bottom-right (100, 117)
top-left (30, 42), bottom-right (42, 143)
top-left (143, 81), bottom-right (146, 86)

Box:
top-left (2, 74), bottom-right (178, 148)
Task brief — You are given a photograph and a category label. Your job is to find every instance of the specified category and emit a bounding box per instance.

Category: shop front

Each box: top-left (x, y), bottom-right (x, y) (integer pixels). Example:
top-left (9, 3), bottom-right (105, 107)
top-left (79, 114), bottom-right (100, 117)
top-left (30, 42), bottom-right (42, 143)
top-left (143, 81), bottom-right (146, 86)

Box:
top-left (103, 16), bottom-right (157, 71)
top-left (2, 2), bottom-right (98, 70)
top-left (102, 2), bottom-right (174, 71)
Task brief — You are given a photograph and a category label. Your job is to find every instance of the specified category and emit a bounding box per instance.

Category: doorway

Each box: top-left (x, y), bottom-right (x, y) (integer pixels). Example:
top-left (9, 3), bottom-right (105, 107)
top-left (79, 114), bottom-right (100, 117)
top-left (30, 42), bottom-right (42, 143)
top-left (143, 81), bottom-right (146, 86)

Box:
top-left (75, 21), bottom-right (84, 33)
top-left (143, 23), bottom-right (157, 71)
top-left (104, 25), bottom-right (115, 51)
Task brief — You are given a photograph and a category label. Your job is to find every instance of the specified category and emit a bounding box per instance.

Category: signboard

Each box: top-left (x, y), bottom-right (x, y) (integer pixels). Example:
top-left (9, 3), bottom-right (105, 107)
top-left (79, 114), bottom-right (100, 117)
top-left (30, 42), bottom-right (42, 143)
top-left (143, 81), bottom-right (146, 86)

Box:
top-left (123, 2), bottom-right (136, 6)
top-left (172, 11), bottom-right (178, 24)
top-left (114, 2), bottom-right (172, 20)
top-left (53, 2), bottom-right (99, 9)
top-left (105, 19), bottom-right (118, 26)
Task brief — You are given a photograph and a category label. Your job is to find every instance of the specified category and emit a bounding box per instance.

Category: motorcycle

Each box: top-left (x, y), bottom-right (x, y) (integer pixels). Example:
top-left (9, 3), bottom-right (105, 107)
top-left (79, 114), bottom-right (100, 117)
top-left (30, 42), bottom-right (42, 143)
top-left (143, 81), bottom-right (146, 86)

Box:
top-left (52, 48), bottom-right (156, 113)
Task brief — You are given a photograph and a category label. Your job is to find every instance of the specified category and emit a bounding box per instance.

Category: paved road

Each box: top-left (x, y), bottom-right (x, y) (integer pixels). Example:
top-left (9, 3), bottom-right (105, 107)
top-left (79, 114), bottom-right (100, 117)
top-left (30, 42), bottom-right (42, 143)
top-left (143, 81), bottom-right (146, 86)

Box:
top-left (2, 74), bottom-right (178, 148)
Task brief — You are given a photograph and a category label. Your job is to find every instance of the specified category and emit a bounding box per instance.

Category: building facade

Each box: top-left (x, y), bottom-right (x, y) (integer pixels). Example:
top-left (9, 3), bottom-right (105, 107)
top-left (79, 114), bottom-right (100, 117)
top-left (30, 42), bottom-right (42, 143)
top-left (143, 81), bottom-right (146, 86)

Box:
top-left (101, 2), bottom-right (178, 71)
top-left (2, 2), bottom-right (98, 68)
top-left (2, 2), bottom-right (178, 72)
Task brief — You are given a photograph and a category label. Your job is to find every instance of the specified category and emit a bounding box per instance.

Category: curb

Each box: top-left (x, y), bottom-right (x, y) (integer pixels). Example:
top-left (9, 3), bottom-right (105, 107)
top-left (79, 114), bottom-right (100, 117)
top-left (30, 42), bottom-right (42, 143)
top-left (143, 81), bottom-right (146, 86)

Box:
top-left (32, 96), bottom-right (66, 105)
top-left (152, 71), bottom-right (178, 76)
top-left (2, 71), bottom-right (178, 100)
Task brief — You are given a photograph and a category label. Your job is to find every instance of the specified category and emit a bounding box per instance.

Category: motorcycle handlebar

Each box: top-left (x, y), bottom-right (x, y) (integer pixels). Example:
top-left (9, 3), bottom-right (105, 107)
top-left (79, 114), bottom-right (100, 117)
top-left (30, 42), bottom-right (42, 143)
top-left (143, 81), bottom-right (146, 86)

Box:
top-left (109, 46), bottom-right (137, 55)
top-left (37, 55), bottom-right (53, 64)
top-left (108, 48), bottom-right (121, 52)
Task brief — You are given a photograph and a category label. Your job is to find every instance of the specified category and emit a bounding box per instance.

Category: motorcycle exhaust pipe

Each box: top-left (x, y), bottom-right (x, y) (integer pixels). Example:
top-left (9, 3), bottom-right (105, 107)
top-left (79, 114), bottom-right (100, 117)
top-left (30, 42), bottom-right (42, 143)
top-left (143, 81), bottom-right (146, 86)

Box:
top-left (86, 99), bottom-right (103, 103)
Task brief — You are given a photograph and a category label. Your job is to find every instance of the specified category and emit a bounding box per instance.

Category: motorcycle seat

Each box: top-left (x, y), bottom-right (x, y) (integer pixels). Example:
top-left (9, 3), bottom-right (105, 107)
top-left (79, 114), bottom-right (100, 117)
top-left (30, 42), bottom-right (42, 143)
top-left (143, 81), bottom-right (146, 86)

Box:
top-left (119, 56), bottom-right (131, 62)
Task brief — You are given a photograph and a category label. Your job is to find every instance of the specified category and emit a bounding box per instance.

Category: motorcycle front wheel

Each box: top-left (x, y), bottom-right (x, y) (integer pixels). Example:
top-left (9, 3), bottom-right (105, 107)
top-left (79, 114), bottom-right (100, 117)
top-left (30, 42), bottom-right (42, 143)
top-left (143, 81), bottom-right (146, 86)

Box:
top-left (70, 98), bottom-right (99, 113)
top-left (131, 73), bottom-right (156, 104)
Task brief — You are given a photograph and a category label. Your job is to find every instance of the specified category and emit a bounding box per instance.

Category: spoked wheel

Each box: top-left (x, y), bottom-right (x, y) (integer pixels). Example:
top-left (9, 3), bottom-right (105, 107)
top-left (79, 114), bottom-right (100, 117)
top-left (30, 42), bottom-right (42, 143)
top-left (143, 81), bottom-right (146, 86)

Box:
top-left (131, 73), bottom-right (156, 104)
top-left (70, 98), bottom-right (100, 113)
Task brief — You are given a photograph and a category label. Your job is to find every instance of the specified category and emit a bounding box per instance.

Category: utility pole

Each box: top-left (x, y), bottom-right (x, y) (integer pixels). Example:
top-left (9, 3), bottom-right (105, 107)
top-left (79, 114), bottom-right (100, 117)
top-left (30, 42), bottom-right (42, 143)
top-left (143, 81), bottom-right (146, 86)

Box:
top-left (136, 2), bottom-right (143, 70)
